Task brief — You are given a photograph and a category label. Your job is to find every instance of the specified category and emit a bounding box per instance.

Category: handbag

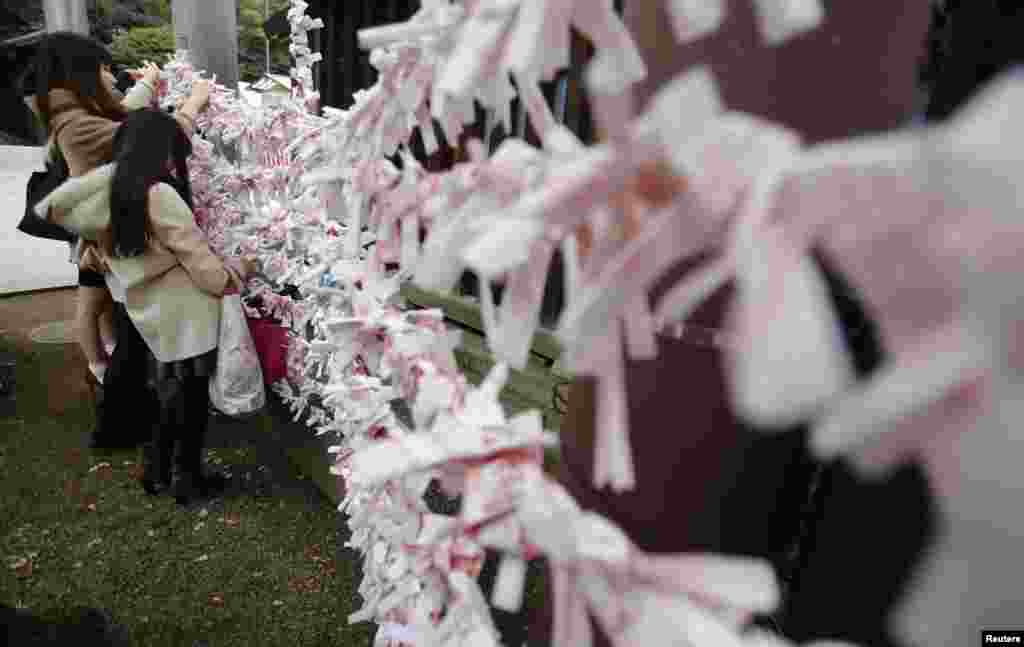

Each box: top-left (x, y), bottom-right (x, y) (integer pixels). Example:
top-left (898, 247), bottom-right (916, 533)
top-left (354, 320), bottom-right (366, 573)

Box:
top-left (246, 316), bottom-right (289, 385)
top-left (209, 294), bottom-right (266, 417)
top-left (18, 148), bottom-right (76, 243)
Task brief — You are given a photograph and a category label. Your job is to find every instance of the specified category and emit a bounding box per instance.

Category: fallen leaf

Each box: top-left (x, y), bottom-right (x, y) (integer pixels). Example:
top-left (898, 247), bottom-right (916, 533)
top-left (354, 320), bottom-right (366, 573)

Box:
top-left (12, 558), bottom-right (32, 579)
top-left (89, 462), bottom-right (111, 474)
top-left (288, 575), bottom-right (321, 594)
top-left (223, 513), bottom-right (241, 528)
top-left (73, 562), bottom-right (83, 569)
top-left (147, 530), bottom-right (156, 538)
top-left (64, 448), bottom-right (83, 467)
top-left (272, 600), bottom-right (284, 607)
top-left (194, 522), bottom-right (205, 532)
top-left (198, 508), bottom-right (209, 518)
top-left (303, 544), bottom-right (322, 561)
top-left (86, 538), bottom-right (102, 549)
top-left (95, 464), bottom-right (113, 481)
top-left (127, 464), bottom-right (145, 480)
top-left (318, 559), bottom-right (337, 577)
top-left (80, 494), bottom-right (98, 512)
top-left (253, 571), bottom-right (263, 577)
top-left (64, 479), bottom-right (82, 500)
top-left (195, 554), bottom-right (209, 562)
top-left (122, 461), bottom-right (135, 466)
top-left (208, 593), bottom-right (225, 607)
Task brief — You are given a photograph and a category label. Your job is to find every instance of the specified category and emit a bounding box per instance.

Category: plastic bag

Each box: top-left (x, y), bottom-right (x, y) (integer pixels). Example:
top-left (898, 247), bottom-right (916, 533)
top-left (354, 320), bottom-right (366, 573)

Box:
top-left (210, 294), bottom-right (266, 416)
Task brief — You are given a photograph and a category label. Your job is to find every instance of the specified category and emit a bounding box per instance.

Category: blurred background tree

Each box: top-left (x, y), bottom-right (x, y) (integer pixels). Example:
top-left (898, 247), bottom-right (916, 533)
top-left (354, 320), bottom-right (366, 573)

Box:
top-left (239, 0), bottom-right (292, 82)
top-left (90, 0), bottom-right (166, 44)
top-left (109, 24), bottom-right (175, 68)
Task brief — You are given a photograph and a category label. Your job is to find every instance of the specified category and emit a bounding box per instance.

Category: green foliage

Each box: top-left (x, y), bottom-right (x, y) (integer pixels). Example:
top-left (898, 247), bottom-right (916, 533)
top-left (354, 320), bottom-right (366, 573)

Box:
top-left (238, 0), bottom-right (292, 82)
top-left (141, 0), bottom-right (172, 23)
top-left (95, 0), bottom-right (115, 20)
top-left (110, 25), bottom-right (177, 69)
top-left (99, 0), bottom-right (294, 83)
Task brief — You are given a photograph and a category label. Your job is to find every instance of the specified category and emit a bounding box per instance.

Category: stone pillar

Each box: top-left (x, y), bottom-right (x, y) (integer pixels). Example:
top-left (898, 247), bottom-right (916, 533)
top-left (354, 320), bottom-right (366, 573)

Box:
top-left (172, 0), bottom-right (239, 91)
top-left (42, 0), bottom-right (89, 35)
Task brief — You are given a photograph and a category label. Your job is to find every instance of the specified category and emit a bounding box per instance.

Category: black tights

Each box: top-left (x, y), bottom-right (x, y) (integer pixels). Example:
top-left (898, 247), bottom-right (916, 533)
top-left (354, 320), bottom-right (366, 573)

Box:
top-left (152, 375), bottom-right (211, 478)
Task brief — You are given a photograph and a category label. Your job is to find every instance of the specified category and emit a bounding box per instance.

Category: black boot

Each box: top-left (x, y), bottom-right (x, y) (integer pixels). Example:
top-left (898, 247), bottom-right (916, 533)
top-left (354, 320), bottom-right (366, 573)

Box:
top-left (173, 376), bottom-right (227, 505)
top-left (140, 437), bottom-right (173, 496)
top-left (173, 470), bottom-right (228, 505)
top-left (148, 377), bottom-right (184, 497)
top-left (89, 367), bottom-right (147, 451)
top-left (87, 377), bottom-right (111, 449)
top-left (87, 377), bottom-right (123, 451)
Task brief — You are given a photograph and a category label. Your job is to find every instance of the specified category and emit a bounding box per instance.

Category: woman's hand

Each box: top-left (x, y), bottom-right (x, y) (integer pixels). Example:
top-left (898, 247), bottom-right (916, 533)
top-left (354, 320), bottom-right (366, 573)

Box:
top-left (189, 79), bottom-right (212, 111)
top-left (131, 61), bottom-right (161, 88)
top-left (239, 256), bottom-right (259, 278)
top-left (224, 256), bottom-right (258, 295)
top-left (224, 265), bottom-right (245, 295)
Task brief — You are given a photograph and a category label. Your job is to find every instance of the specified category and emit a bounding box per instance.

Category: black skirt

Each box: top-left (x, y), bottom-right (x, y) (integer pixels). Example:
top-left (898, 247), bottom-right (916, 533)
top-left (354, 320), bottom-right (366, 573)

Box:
top-left (78, 268), bottom-right (106, 289)
top-left (147, 348), bottom-right (218, 388)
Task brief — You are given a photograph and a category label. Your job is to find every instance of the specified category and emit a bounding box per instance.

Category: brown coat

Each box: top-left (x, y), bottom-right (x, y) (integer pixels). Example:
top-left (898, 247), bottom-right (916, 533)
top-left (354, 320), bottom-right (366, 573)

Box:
top-left (532, 1), bottom-right (932, 645)
top-left (27, 84), bottom-right (196, 271)
top-left (28, 85), bottom-right (195, 178)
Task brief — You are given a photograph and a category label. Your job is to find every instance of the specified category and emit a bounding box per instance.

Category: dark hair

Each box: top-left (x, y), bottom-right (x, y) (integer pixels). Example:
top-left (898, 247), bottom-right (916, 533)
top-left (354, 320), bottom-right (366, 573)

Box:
top-left (922, 0), bottom-right (1024, 121)
top-left (110, 109), bottom-right (193, 258)
top-left (29, 31), bottom-right (126, 135)
top-left (114, 68), bottom-right (135, 95)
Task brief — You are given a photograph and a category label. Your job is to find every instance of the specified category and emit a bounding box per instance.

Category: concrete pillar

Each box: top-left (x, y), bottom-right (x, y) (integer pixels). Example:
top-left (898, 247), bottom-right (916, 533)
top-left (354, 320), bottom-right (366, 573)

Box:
top-left (172, 0), bottom-right (240, 91)
top-left (42, 0), bottom-right (89, 35)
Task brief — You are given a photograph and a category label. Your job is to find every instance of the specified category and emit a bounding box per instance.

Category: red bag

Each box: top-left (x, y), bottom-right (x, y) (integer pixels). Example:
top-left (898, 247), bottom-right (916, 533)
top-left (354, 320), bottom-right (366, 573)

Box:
top-left (246, 318), bottom-right (289, 385)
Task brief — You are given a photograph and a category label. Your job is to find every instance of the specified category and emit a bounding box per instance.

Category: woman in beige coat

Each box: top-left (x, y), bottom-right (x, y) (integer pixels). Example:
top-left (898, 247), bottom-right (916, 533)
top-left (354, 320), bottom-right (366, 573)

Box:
top-left (38, 108), bottom-right (255, 504)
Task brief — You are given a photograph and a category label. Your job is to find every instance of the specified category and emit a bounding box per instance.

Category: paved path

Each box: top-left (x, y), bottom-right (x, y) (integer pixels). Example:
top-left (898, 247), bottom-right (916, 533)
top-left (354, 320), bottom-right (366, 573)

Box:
top-left (0, 146), bottom-right (77, 295)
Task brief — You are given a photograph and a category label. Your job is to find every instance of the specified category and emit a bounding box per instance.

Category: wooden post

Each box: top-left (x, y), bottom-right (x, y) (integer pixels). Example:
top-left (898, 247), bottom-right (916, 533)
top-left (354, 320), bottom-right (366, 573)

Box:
top-left (42, 0), bottom-right (89, 35)
top-left (172, 0), bottom-right (239, 91)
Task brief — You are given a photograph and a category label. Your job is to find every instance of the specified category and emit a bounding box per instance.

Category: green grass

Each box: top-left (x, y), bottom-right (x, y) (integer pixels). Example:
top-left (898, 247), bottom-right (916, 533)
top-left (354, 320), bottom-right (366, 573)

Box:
top-left (0, 336), bottom-right (373, 647)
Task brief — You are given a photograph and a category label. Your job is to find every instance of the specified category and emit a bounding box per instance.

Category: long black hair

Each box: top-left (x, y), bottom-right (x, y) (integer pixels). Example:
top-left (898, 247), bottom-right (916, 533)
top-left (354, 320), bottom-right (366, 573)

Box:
top-left (27, 31), bottom-right (126, 136)
top-left (110, 109), bottom-right (194, 258)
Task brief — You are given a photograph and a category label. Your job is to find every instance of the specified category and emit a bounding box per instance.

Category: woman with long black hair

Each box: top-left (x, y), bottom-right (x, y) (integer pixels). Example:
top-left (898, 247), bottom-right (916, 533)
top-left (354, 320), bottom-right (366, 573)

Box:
top-left (25, 31), bottom-right (210, 450)
top-left (37, 108), bottom-right (256, 505)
